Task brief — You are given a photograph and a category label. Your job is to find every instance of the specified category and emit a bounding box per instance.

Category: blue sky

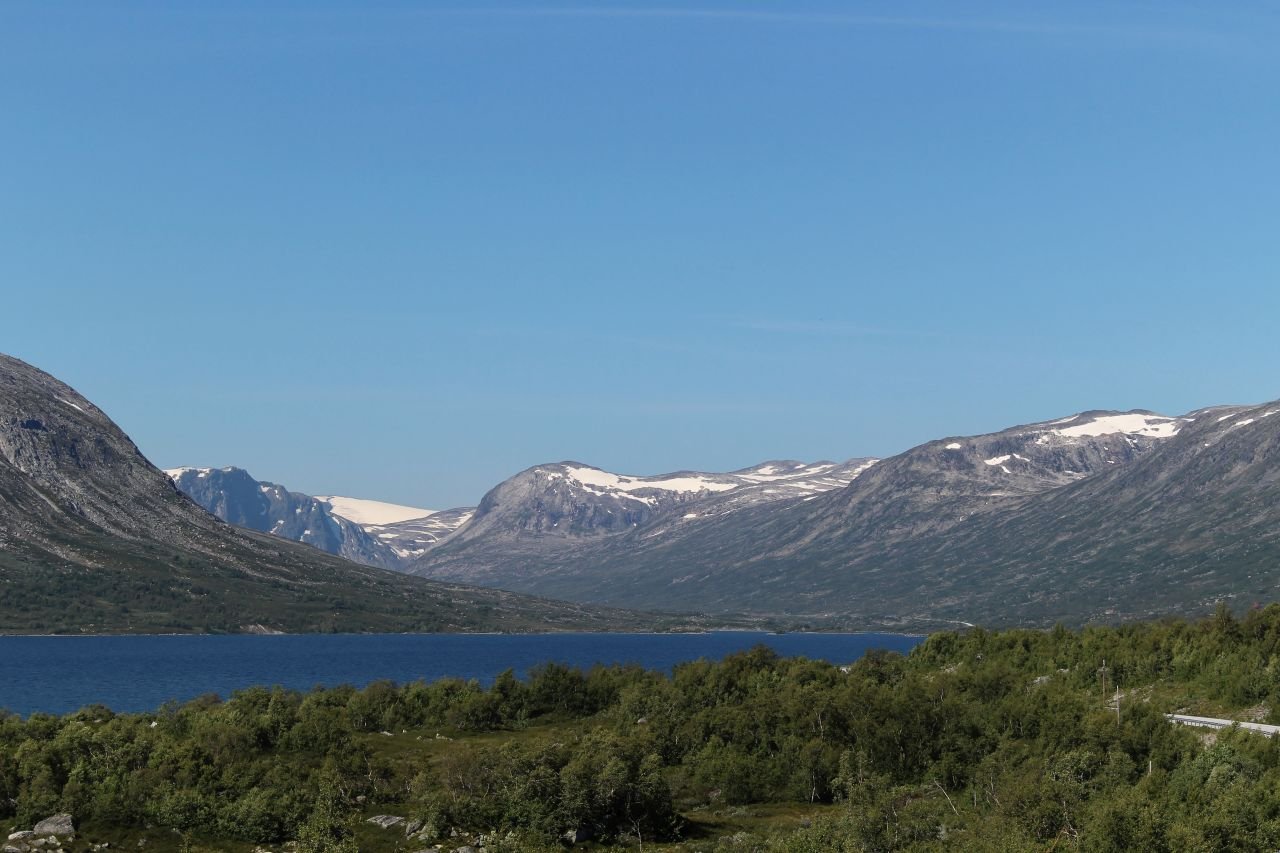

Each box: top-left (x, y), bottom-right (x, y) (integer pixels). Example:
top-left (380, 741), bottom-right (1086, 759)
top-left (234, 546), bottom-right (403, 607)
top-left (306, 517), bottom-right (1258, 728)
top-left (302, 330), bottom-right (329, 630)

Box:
top-left (2, 1), bottom-right (1278, 508)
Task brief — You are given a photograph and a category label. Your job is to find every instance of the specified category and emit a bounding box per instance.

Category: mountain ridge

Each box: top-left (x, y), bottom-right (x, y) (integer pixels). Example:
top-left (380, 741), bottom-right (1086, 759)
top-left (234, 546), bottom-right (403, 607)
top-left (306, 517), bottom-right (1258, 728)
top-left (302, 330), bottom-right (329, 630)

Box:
top-left (46, 337), bottom-right (1280, 631)
top-left (404, 404), bottom-right (1280, 628)
top-left (0, 353), bottom-right (676, 635)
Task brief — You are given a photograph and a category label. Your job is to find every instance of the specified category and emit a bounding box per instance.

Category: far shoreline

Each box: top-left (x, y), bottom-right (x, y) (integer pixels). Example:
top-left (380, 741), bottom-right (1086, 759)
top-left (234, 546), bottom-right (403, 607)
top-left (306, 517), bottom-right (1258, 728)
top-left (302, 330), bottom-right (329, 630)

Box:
top-left (0, 627), bottom-right (932, 639)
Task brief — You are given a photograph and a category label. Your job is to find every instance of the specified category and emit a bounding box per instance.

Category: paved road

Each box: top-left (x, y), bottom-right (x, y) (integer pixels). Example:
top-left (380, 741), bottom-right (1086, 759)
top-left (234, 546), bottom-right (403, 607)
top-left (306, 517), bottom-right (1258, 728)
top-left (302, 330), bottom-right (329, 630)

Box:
top-left (1166, 713), bottom-right (1280, 737)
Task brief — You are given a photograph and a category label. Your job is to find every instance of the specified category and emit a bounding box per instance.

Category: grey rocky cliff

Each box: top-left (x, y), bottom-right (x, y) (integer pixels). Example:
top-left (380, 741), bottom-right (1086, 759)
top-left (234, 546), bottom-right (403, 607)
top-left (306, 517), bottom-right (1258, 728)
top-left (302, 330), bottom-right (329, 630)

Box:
top-left (168, 467), bottom-right (404, 571)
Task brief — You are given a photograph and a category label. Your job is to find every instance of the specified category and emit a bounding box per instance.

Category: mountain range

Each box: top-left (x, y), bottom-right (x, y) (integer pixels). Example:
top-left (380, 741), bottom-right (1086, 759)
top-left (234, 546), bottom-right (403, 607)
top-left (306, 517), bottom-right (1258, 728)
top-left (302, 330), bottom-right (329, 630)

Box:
top-left (12, 347), bottom-right (1280, 632)
top-left (169, 458), bottom-right (874, 575)
top-left (172, 402), bottom-right (1280, 630)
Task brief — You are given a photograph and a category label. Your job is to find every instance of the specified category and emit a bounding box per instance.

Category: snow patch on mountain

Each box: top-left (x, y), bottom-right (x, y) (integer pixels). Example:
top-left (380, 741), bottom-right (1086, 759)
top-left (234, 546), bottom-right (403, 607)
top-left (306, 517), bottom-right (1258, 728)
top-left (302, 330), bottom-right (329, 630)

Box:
top-left (363, 508), bottom-right (476, 560)
top-left (165, 467), bottom-right (214, 480)
top-left (738, 462), bottom-right (838, 483)
top-left (315, 495), bottom-right (436, 526)
top-left (556, 465), bottom-right (741, 495)
top-left (1051, 413), bottom-right (1183, 439)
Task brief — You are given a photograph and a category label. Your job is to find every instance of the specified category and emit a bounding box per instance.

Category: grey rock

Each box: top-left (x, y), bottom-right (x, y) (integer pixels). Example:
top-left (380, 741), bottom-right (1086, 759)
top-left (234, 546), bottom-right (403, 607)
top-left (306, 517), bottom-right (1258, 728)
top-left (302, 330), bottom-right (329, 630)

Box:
top-left (31, 816), bottom-right (73, 837)
top-left (404, 819), bottom-right (424, 836)
top-left (366, 815), bottom-right (406, 830)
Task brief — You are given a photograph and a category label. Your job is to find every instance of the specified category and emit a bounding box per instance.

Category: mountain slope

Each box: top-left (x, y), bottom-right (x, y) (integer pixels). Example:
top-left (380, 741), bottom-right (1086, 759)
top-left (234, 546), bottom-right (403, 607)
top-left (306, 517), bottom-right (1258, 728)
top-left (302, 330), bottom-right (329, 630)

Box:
top-left (0, 354), bottom-right (664, 634)
top-left (167, 467), bottom-right (406, 571)
top-left (408, 458), bottom-right (876, 587)
top-left (362, 507), bottom-right (475, 562)
top-left (168, 471), bottom-right (473, 569)
top-left (410, 407), bottom-right (1280, 628)
top-left (866, 402), bottom-right (1280, 625)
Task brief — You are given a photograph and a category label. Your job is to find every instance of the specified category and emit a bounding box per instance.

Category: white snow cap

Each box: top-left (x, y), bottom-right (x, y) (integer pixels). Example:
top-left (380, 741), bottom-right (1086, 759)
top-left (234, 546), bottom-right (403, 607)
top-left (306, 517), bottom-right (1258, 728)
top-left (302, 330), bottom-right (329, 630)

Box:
top-left (316, 496), bottom-right (437, 526)
top-left (537, 460), bottom-right (877, 507)
top-left (165, 467), bottom-right (212, 479)
top-left (559, 465), bottom-right (740, 495)
top-left (1047, 413), bottom-right (1183, 439)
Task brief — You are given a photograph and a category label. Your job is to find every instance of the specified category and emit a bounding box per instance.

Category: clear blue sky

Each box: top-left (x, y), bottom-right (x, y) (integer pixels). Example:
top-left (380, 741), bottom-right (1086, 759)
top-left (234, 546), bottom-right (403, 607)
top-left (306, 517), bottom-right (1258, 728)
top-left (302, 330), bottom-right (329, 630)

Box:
top-left (2, 2), bottom-right (1277, 509)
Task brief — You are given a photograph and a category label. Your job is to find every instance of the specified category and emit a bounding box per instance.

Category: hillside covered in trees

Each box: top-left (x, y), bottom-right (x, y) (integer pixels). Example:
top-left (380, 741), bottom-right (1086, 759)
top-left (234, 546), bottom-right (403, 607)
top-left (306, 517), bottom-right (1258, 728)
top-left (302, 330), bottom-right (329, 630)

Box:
top-left (6, 607), bottom-right (1280, 851)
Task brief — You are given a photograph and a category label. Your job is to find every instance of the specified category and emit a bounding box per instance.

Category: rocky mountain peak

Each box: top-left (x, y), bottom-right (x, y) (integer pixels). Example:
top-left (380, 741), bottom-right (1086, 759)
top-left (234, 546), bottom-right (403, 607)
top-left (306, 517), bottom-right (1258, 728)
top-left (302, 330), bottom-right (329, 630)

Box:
top-left (167, 466), bottom-right (406, 571)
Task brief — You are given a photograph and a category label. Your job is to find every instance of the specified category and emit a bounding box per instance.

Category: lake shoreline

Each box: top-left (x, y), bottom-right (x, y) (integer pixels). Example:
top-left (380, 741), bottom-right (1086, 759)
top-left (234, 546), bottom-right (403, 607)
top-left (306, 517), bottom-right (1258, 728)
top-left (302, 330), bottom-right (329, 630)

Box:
top-left (0, 631), bottom-right (926, 717)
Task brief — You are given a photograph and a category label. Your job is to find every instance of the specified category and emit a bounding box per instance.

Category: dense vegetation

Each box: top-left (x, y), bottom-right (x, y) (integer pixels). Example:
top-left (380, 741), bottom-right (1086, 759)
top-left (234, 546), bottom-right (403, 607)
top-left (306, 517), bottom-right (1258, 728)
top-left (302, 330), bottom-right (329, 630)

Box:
top-left (6, 606), bottom-right (1280, 850)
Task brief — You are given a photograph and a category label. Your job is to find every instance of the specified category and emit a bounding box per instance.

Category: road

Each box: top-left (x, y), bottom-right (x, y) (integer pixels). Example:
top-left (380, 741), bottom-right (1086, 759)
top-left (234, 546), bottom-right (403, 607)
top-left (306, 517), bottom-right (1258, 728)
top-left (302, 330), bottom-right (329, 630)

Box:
top-left (1165, 713), bottom-right (1280, 737)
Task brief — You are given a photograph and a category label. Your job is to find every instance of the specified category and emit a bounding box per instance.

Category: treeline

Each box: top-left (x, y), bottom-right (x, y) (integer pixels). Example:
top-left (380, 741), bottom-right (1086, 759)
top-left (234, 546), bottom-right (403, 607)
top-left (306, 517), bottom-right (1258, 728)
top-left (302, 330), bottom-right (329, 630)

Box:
top-left (4, 605), bottom-right (1280, 850)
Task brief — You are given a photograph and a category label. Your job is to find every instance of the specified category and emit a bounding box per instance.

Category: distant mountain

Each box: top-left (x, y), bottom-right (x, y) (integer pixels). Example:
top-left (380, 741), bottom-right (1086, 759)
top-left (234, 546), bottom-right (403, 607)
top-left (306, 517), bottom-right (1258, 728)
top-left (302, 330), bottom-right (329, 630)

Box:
top-left (167, 467), bottom-right (405, 571)
top-left (167, 455), bottom-right (877, 582)
top-left (408, 406), bottom-right (1280, 629)
top-left (0, 354), bottom-right (666, 635)
top-left (167, 471), bottom-right (473, 569)
top-left (25, 339), bottom-right (1278, 632)
top-left (531, 409), bottom-right (1183, 618)
top-left (407, 458), bottom-right (876, 588)
top-left (359, 507), bottom-right (475, 562)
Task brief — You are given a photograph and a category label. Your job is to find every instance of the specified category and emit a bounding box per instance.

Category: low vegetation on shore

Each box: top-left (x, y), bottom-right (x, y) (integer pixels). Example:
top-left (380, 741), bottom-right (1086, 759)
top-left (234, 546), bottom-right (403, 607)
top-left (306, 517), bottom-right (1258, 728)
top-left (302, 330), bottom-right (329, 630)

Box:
top-left (5, 605), bottom-right (1280, 851)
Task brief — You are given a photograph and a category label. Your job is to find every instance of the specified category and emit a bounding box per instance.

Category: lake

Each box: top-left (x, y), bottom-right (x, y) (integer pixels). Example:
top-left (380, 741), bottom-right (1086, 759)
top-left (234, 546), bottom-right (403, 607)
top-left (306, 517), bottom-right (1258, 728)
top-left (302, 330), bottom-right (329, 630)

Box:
top-left (0, 631), bottom-right (922, 717)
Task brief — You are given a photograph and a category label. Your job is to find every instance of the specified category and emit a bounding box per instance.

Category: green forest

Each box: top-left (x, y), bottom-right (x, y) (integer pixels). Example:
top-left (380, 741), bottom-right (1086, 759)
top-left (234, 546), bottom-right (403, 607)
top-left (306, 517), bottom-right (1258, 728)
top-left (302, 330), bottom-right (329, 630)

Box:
top-left (6, 605), bottom-right (1280, 851)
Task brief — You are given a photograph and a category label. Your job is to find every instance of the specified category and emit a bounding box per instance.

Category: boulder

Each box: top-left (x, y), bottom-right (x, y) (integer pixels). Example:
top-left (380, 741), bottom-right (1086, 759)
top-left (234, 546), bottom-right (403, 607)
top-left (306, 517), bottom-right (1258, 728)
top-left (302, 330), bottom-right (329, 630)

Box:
top-left (31, 817), bottom-right (74, 838)
top-left (404, 819), bottom-right (424, 836)
top-left (366, 815), bottom-right (406, 830)
top-left (6, 833), bottom-right (34, 842)
top-left (562, 827), bottom-right (593, 844)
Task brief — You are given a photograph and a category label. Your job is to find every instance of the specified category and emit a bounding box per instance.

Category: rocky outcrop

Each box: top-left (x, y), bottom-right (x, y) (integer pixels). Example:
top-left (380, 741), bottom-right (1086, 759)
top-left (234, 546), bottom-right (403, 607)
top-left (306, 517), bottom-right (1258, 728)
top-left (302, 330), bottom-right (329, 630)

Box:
top-left (5, 814), bottom-right (78, 853)
top-left (31, 815), bottom-right (73, 837)
top-left (365, 815), bottom-right (406, 829)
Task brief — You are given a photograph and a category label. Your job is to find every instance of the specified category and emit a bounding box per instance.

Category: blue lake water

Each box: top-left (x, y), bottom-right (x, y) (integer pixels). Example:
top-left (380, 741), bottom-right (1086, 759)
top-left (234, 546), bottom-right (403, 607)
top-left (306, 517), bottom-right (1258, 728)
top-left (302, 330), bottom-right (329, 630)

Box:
top-left (0, 631), bottom-right (923, 717)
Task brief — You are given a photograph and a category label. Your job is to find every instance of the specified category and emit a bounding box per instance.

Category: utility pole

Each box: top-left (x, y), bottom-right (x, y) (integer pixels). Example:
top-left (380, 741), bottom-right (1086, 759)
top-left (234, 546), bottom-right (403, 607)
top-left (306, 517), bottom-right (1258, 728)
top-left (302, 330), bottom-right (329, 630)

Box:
top-left (1097, 659), bottom-right (1110, 699)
